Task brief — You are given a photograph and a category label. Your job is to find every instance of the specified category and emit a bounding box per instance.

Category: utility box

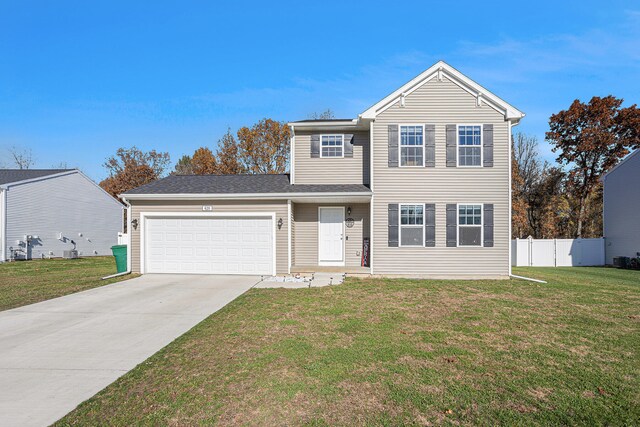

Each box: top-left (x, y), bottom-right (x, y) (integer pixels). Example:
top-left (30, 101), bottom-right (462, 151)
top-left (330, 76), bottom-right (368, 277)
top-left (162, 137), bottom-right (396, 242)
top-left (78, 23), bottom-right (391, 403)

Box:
top-left (63, 250), bottom-right (79, 259)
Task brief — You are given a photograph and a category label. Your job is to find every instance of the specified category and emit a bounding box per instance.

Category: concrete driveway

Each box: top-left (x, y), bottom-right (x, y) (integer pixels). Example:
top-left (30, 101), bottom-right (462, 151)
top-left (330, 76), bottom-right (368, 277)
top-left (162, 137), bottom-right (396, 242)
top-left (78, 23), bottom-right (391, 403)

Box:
top-left (0, 274), bottom-right (260, 427)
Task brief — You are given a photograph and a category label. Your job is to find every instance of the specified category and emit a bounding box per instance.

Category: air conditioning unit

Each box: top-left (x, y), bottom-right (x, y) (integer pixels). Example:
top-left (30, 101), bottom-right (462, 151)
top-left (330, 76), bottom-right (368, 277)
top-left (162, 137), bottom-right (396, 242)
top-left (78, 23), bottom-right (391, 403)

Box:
top-left (63, 250), bottom-right (78, 259)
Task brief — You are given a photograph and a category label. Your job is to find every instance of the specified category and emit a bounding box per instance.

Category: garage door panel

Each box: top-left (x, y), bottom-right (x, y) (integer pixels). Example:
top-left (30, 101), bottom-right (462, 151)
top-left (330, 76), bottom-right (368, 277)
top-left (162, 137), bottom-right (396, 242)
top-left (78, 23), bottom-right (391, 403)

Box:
top-left (145, 216), bottom-right (273, 275)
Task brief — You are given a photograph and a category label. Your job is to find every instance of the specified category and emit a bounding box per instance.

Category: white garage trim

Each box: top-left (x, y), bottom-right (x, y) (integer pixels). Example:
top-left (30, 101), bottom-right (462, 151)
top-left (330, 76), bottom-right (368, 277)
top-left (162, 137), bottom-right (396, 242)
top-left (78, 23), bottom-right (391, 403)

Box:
top-left (139, 211), bottom-right (277, 276)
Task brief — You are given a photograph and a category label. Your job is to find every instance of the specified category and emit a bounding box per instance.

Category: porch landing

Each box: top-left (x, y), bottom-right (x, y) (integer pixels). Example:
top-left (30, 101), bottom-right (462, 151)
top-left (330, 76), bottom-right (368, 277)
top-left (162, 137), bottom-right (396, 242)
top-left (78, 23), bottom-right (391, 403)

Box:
top-left (291, 266), bottom-right (371, 275)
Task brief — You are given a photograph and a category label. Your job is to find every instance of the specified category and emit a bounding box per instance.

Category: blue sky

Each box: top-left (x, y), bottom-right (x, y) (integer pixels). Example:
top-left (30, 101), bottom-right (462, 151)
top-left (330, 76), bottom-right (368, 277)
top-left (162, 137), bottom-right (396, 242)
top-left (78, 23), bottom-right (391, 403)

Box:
top-left (1, 1), bottom-right (639, 181)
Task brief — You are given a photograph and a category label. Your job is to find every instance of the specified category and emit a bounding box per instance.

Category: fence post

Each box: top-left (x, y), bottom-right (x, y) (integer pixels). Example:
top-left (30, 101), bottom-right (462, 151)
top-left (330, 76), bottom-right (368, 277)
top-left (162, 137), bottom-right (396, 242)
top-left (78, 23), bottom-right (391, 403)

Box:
top-left (554, 238), bottom-right (557, 267)
top-left (528, 236), bottom-right (533, 267)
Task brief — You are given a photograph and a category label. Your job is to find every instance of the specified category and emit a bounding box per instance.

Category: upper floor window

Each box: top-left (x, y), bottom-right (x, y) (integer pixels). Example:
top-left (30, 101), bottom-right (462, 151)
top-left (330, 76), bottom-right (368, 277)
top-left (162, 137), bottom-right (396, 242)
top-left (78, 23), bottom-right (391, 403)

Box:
top-left (458, 125), bottom-right (482, 166)
top-left (321, 135), bottom-right (343, 158)
top-left (458, 204), bottom-right (482, 246)
top-left (400, 204), bottom-right (424, 246)
top-left (400, 125), bottom-right (424, 167)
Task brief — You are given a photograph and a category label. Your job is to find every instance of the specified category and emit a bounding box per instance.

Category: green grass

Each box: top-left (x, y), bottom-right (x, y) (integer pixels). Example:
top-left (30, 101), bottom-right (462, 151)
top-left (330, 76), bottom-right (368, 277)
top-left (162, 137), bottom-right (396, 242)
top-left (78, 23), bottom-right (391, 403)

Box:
top-left (57, 267), bottom-right (639, 426)
top-left (0, 256), bottom-right (137, 311)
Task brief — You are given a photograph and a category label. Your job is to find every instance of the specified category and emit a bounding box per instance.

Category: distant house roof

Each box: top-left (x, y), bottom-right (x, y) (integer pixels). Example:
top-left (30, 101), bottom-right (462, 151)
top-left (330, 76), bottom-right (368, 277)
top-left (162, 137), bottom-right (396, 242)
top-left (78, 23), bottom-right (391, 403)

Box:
top-left (0, 169), bottom-right (73, 186)
top-left (123, 174), bottom-right (371, 196)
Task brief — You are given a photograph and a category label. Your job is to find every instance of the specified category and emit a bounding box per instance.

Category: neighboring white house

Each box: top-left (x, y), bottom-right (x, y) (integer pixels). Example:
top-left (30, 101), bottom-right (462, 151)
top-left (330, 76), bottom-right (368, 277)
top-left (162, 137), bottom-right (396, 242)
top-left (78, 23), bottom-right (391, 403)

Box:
top-left (0, 169), bottom-right (123, 261)
top-left (602, 149), bottom-right (640, 264)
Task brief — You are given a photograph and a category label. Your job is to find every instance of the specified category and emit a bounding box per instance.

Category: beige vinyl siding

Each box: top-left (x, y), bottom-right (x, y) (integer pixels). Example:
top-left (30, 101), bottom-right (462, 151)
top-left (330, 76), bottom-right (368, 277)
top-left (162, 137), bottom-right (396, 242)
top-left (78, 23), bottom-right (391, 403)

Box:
top-left (372, 76), bottom-right (510, 277)
top-left (293, 203), bottom-right (369, 267)
top-left (293, 131), bottom-right (370, 185)
top-left (129, 199), bottom-right (289, 274)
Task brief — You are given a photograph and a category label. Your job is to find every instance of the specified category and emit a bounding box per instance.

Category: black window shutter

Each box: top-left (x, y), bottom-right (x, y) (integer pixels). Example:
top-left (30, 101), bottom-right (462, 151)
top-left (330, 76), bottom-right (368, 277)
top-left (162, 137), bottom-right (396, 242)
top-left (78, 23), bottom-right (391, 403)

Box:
top-left (425, 125), bottom-right (435, 167)
top-left (425, 203), bottom-right (436, 247)
top-left (446, 204), bottom-right (457, 247)
top-left (483, 124), bottom-right (493, 167)
top-left (310, 134), bottom-right (320, 158)
top-left (388, 125), bottom-right (398, 167)
top-left (446, 125), bottom-right (457, 167)
top-left (388, 204), bottom-right (399, 247)
top-left (343, 134), bottom-right (354, 158)
top-left (483, 204), bottom-right (494, 247)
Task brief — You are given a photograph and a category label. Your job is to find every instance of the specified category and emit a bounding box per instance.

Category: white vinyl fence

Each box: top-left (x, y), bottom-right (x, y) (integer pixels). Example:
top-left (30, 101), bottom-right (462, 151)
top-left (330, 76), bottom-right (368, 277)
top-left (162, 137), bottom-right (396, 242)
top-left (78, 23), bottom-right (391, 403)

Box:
top-left (511, 237), bottom-right (605, 267)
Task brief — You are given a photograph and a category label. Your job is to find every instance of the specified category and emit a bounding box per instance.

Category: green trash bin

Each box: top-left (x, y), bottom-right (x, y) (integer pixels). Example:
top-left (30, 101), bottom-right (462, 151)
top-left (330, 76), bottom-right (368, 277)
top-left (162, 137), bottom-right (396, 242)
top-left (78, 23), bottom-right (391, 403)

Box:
top-left (111, 245), bottom-right (128, 273)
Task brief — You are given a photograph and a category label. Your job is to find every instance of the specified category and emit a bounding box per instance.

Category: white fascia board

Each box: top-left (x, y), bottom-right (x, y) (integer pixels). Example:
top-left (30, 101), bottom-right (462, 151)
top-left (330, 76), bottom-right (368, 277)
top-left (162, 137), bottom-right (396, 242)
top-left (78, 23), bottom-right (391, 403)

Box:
top-left (120, 192), bottom-right (372, 201)
top-left (359, 60), bottom-right (525, 122)
top-left (287, 119), bottom-right (359, 128)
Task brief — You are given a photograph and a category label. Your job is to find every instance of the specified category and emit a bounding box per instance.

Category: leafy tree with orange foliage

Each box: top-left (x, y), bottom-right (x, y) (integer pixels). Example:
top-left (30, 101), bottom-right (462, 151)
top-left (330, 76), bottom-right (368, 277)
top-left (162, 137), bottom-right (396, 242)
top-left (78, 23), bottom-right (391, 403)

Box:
top-left (100, 146), bottom-right (170, 199)
top-left (216, 129), bottom-right (246, 174)
top-left (191, 147), bottom-right (218, 175)
top-left (237, 118), bottom-right (290, 174)
top-left (546, 96), bottom-right (640, 237)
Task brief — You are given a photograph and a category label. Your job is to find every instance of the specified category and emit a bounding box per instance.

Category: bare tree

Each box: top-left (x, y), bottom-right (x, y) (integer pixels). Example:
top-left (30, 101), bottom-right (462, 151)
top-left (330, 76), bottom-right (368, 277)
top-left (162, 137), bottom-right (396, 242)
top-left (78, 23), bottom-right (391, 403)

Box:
top-left (308, 109), bottom-right (336, 120)
top-left (513, 133), bottom-right (542, 194)
top-left (8, 146), bottom-right (35, 169)
top-left (512, 133), bottom-right (567, 238)
top-left (52, 161), bottom-right (69, 169)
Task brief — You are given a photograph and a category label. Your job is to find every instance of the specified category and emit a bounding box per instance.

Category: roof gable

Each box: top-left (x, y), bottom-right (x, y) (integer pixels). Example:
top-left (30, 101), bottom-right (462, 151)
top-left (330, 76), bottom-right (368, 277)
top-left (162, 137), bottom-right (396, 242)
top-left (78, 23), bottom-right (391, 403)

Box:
top-left (359, 61), bottom-right (525, 123)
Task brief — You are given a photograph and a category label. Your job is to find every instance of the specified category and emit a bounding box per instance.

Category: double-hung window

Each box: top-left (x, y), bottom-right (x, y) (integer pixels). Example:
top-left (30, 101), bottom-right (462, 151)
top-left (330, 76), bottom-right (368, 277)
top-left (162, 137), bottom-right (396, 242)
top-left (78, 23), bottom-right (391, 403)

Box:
top-left (400, 204), bottom-right (424, 246)
top-left (458, 125), bottom-right (482, 166)
top-left (400, 125), bottom-right (424, 166)
top-left (321, 135), bottom-right (343, 158)
top-left (458, 204), bottom-right (482, 246)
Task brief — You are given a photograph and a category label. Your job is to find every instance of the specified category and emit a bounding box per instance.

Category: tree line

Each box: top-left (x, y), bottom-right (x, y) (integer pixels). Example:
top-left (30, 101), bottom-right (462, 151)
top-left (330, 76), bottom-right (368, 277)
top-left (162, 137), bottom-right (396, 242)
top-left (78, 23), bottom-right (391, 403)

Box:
top-left (513, 96), bottom-right (639, 238)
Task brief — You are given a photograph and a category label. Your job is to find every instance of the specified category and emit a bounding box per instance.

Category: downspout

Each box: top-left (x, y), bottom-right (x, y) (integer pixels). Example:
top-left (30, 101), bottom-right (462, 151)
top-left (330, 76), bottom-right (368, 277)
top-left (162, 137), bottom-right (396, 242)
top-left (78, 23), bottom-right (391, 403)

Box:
top-left (102, 196), bottom-right (132, 280)
top-left (510, 274), bottom-right (547, 284)
top-left (289, 124), bottom-right (295, 184)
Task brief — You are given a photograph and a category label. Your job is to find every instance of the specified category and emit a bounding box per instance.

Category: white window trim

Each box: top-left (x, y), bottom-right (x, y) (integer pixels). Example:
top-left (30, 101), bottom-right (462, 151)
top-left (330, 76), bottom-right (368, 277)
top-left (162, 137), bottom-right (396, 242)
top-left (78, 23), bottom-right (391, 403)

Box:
top-left (456, 203), bottom-right (483, 247)
top-left (398, 124), bottom-right (425, 168)
top-left (456, 124), bottom-right (483, 168)
top-left (319, 134), bottom-right (345, 158)
top-left (398, 203), bottom-right (426, 247)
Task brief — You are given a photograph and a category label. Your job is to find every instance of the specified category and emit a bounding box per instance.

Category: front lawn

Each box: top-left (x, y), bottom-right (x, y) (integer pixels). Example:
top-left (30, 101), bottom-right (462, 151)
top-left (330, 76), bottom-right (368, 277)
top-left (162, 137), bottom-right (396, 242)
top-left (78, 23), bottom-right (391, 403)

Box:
top-left (58, 267), bottom-right (639, 426)
top-left (0, 257), bottom-right (136, 311)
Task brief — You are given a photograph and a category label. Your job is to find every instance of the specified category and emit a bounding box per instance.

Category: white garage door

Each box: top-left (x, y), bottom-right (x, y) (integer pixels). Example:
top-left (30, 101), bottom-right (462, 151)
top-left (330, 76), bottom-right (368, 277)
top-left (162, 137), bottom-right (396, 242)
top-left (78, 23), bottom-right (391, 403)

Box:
top-left (145, 216), bottom-right (274, 275)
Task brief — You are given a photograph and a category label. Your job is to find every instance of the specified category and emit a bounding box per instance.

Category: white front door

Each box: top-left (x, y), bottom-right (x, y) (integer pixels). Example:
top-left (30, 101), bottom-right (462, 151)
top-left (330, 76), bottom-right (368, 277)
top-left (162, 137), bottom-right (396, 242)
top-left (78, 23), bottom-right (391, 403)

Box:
top-left (318, 207), bottom-right (344, 266)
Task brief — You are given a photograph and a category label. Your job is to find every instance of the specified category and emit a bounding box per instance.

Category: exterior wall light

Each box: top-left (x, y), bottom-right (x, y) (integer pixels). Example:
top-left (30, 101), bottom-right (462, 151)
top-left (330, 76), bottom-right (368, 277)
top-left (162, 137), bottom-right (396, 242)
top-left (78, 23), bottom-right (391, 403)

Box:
top-left (131, 219), bottom-right (139, 230)
top-left (347, 207), bottom-right (352, 216)
top-left (277, 218), bottom-right (283, 229)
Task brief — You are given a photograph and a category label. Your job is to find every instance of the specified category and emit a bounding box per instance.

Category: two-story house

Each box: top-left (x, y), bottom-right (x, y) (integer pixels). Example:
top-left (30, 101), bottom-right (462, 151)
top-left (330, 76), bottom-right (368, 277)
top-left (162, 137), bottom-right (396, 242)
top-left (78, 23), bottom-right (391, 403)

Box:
top-left (121, 61), bottom-right (524, 278)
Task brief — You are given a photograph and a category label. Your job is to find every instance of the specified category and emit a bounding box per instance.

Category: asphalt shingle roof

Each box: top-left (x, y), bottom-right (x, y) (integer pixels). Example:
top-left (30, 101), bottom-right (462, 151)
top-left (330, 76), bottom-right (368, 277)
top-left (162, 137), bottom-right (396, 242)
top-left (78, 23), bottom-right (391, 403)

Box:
top-left (0, 169), bottom-right (73, 186)
top-left (123, 174), bottom-right (371, 195)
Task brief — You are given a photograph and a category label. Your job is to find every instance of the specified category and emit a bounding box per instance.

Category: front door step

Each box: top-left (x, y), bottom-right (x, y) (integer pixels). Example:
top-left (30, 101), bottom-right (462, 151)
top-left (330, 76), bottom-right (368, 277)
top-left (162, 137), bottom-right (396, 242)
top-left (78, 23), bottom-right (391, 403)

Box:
top-left (254, 272), bottom-right (345, 289)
